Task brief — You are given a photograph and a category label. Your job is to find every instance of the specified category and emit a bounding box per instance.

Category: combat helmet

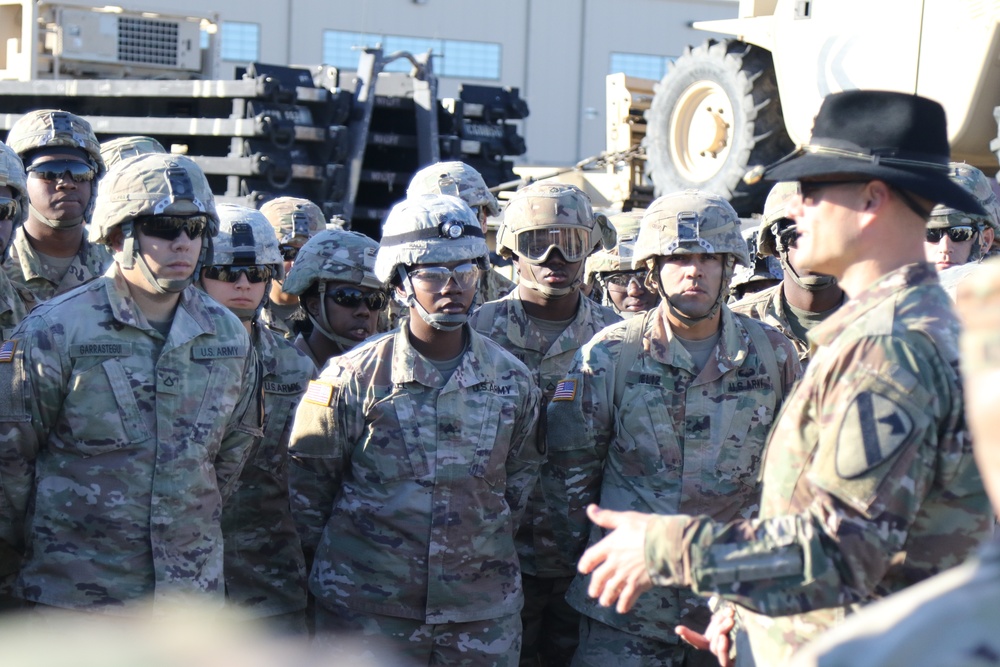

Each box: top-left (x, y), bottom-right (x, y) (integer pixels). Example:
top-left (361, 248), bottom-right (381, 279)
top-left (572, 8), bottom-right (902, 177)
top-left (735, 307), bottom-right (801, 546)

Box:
top-left (407, 161), bottom-right (500, 218)
top-left (635, 190), bottom-right (749, 324)
top-left (259, 196), bottom-right (326, 247)
top-left (497, 182), bottom-right (614, 297)
top-left (7, 109), bottom-right (105, 228)
top-left (758, 181), bottom-right (837, 291)
top-left (90, 152), bottom-right (218, 294)
top-left (284, 229), bottom-right (383, 349)
top-left (585, 210), bottom-right (644, 312)
top-left (0, 142), bottom-right (29, 228)
top-left (928, 163), bottom-right (1000, 263)
top-left (100, 136), bottom-right (167, 171)
top-left (376, 193), bottom-right (489, 331)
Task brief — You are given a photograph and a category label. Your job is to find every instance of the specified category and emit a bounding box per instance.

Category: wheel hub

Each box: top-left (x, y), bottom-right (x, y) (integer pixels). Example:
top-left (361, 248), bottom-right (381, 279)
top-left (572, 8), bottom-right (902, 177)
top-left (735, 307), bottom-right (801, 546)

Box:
top-left (668, 81), bottom-right (735, 182)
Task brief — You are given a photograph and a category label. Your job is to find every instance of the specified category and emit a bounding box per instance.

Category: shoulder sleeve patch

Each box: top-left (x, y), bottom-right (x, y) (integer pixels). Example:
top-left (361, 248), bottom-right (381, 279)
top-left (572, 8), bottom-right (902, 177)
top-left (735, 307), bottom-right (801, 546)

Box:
top-left (0, 339), bottom-right (17, 363)
top-left (836, 391), bottom-right (915, 479)
top-left (304, 380), bottom-right (334, 407)
top-left (551, 378), bottom-right (577, 402)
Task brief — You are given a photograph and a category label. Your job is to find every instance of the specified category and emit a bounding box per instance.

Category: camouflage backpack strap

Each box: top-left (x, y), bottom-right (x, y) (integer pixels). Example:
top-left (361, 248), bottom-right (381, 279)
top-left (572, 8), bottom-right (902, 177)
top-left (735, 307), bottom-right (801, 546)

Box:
top-left (741, 315), bottom-right (783, 407)
top-left (472, 300), bottom-right (499, 336)
top-left (614, 310), bottom-right (652, 406)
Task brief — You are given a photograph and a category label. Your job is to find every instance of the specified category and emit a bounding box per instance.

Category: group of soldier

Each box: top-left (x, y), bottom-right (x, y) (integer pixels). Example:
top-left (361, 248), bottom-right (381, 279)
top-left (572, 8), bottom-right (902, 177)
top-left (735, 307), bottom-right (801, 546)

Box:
top-left (0, 87), bottom-right (998, 667)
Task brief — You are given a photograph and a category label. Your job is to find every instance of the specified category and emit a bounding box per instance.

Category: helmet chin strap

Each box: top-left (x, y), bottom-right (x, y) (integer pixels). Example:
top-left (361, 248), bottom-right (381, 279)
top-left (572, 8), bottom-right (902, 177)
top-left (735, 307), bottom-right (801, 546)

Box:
top-left (654, 257), bottom-right (735, 326)
top-left (396, 266), bottom-right (467, 331)
top-left (517, 260), bottom-right (584, 298)
top-left (116, 221), bottom-right (208, 294)
top-left (777, 252), bottom-right (838, 291)
top-left (29, 203), bottom-right (83, 229)
top-left (308, 282), bottom-right (365, 352)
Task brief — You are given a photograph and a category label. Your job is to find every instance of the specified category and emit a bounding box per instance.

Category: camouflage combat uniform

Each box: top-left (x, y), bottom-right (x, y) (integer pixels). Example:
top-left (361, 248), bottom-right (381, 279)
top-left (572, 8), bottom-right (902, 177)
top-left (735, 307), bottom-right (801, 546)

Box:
top-left (4, 226), bottom-right (112, 312)
top-left (288, 324), bottom-right (541, 660)
top-left (0, 264), bottom-right (262, 613)
top-left (546, 303), bottom-right (799, 663)
top-left (644, 263), bottom-right (992, 664)
top-left (732, 284), bottom-right (808, 361)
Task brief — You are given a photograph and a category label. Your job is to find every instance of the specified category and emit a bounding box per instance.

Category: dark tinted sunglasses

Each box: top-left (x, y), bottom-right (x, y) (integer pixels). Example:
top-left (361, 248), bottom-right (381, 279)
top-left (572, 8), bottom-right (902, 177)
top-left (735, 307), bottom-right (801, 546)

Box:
top-left (203, 265), bottom-right (274, 284)
top-left (326, 286), bottom-right (388, 311)
top-left (26, 159), bottom-right (97, 183)
top-left (135, 215), bottom-right (210, 241)
top-left (0, 197), bottom-right (20, 222)
top-left (279, 244), bottom-right (300, 261)
top-left (926, 226), bottom-right (977, 243)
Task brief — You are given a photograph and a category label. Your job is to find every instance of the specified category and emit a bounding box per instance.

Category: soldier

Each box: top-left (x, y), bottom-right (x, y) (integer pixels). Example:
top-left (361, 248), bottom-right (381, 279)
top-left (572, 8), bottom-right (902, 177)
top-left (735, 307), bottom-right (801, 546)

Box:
top-left (546, 191), bottom-right (800, 666)
top-left (787, 258), bottom-right (1000, 667)
top-left (732, 181), bottom-right (845, 365)
top-left (924, 163), bottom-right (998, 272)
top-left (0, 143), bottom-right (29, 338)
top-left (280, 229), bottom-right (385, 369)
top-left (407, 161), bottom-right (516, 308)
top-left (288, 194), bottom-right (541, 665)
top-left (0, 152), bottom-right (262, 614)
top-left (4, 109), bottom-right (112, 311)
top-left (575, 90), bottom-right (993, 665)
top-left (467, 182), bottom-right (620, 667)
top-left (259, 197), bottom-right (327, 339)
top-left (199, 203), bottom-right (313, 634)
top-left (727, 228), bottom-right (783, 302)
top-left (99, 135), bottom-right (167, 171)
top-left (583, 210), bottom-right (658, 318)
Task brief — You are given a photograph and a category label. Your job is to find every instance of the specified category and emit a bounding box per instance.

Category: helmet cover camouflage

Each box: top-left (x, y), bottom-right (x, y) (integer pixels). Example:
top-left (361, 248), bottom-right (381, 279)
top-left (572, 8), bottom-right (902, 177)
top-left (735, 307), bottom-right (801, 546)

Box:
top-left (7, 109), bottom-right (105, 176)
top-left (408, 161), bottom-right (500, 217)
top-left (89, 153), bottom-right (218, 245)
top-left (213, 203), bottom-right (284, 279)
top-left (375, 194), bottom-right (489, 283)
top-left (584, 210), bottom-right (643, 281)
top-left (758, 181), bottom-right (801, 257)
top-left (259, 197), bottom-right (326, 244)
top-left (283, 229), bottom-right (381, 295)
top-left (0, 142), bottom-right (29, 226)
top-left (633, 190), bottom-right (750, 269)
top-left (497, 182), bottom-right (613, 259)
top-left (929, 163), bottom-right (1000, 233)
top-left (730, 254), bottom-right (784, 291)
top-left (100, 136), bottom-right (167, 171)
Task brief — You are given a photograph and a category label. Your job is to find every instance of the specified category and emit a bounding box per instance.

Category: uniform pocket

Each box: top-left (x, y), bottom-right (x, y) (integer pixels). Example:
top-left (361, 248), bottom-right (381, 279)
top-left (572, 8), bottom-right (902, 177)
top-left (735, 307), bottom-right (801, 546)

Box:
top-left (253, 394), bottom-right (295, 477)
top-left (469, 394), bottom-right (516, 487)
top-left (64, 358), bottom-right (151, 456)
top-left (610, 386), bottom-right (678, 478)
top-left (358, 392), bottom-right (430, 483)
top-left (715, 393), bottom-right (772, 484)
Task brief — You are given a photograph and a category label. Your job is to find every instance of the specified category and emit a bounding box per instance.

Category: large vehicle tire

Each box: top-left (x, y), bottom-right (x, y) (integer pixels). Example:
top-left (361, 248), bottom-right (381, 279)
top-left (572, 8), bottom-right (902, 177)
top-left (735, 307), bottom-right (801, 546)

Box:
top-left (644, 39), bottom-right (793, 217)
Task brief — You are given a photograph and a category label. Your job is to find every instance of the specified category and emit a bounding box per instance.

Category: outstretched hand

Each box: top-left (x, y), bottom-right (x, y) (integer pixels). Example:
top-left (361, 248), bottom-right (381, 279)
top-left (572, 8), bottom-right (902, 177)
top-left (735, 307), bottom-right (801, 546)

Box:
top-left (577, 504), bottom-right (654, 614)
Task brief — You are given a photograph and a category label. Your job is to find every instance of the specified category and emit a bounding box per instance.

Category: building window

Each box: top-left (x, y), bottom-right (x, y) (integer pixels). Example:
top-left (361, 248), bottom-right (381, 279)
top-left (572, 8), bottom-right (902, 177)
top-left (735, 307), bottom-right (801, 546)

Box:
top-left (220, 21), bottom-right (260, 62)
top-left (610, 52), bottom-right (674, 80)
top-left (322, 30), bottom-right (500, 80)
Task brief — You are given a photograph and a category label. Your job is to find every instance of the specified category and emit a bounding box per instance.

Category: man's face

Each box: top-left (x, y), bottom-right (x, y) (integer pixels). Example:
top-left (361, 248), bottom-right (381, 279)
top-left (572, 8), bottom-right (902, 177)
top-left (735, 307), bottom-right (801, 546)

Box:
top-left (0, 185), bottom-right (15, 251)
top-left (122, 217), bottom-right (204, 291)
top-left (654, 252), bottom-right (724, 320)
top-left (24, 152), bottom-right (94, 225)
top-left (924, 224), bottom-right (978, 271)
top-left (787, 180), bottom-right (867, 278)
top-left (513, 248), bottom-right (584, 299)
top-left (270, 234), bottom-right (308, 306)
top-left (201, 265), bottom-right (269, 314)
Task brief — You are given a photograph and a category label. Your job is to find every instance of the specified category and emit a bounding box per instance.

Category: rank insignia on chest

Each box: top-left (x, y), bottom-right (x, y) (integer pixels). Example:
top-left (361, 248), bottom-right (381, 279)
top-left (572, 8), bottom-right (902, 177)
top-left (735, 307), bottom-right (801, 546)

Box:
top-left (551, 378), bottom-right (577, 401)
top-left (304, 380), bottom-right (334, 407)
top-left (0, 339), bottom-right (16, 363)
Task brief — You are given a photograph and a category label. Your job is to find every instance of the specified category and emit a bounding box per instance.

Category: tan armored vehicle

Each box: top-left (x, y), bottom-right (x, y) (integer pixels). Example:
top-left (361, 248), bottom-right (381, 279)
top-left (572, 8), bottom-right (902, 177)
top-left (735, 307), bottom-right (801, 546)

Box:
top-left (644, 0), bottom-right (1000, 215)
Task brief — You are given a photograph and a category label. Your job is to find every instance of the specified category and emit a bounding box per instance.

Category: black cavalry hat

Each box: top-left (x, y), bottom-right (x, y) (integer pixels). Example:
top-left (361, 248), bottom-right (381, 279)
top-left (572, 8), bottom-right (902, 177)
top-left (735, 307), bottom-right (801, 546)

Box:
top-left (748, 90), bottom-right (986, 216)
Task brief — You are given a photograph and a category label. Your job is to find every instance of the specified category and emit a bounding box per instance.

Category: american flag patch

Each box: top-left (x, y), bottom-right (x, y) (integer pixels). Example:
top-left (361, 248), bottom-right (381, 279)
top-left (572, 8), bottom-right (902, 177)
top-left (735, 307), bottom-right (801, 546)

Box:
top-left (0, 340), bottom-right (16, 363)
top-left (303, 380), bottom-right (334, 407)
top-left (551, 378), bottom-right (577, 402)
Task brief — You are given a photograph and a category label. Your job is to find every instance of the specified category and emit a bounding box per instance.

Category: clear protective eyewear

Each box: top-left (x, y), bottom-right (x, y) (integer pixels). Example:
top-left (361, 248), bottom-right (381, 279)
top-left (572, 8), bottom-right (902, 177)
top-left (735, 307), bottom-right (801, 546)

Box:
top-left (604, 270), bottom-right (646, 290)
top-left (515, 227), bottom-right (591, 264)
top-left (408, 263), bottom-right (481, 292)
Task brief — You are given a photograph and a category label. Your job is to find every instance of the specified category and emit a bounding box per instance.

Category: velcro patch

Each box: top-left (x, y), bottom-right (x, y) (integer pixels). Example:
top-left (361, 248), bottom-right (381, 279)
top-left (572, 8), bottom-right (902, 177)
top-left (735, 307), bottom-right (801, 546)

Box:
top-left (263, 380), bottom-right (305, 395)
top-left (836, 391), bottom-right (914, 478)
top-left (0, 340), bottom-right (16, 363)
top-left (304, 380), bottom-right (334, 407)
top-left (70, 342), bottom-right (133, 357)
top-left (551, 378), bottom-right (577, 402)
top-left (191, 345), bottom-right (243, 359)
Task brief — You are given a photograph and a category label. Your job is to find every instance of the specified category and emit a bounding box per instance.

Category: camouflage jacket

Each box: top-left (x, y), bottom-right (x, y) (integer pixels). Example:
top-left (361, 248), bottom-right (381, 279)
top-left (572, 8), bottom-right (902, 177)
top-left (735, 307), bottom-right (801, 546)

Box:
top-left (644, 263), bottom-right (991, 664)
top-left (0, 270), bottom-right (25, 340)
top-left (259, 301), bottom-right (297, 341)
top-left (468, 291), bottom-right (620, 577)
top-left (731, 283), bottom-right (810, 362)
top-left (4, 226), bottom-right (113, 312)
top-left (288, 325), bottom-right (541, 623)
top-left (222, 323), bottom-right (314, 617)
top-left (0, 265), bottom-right (262, 614)
top-left (789, 537), bottom-right (1000, 667)
top-left (546, 304), bottom-right (800, 643)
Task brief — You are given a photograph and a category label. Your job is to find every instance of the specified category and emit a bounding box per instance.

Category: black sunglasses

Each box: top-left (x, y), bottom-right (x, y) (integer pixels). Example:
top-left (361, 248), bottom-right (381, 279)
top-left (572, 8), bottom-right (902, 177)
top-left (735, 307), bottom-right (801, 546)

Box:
top-left (0, 197), bottom-right (20, 222)
top-left (326, 286), bottom-right (388, 311)
top-left (135, 215), bottom-right (210, 241)
top-left (278, 244), bottom-right (300, 261)
top-left (203, 265), bottom-right (274, 284)
top-left (26, 159), bottom-right (97, 183)
top-left (926, 226), bottom-right (977, 244)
